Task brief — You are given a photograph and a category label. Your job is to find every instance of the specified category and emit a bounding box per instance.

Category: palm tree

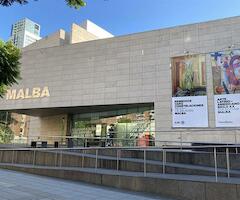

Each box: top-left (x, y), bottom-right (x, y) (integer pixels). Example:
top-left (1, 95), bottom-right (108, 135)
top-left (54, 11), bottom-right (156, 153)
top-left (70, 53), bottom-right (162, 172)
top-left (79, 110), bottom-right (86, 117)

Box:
top-left (0, 0), bottom-right (86, 8)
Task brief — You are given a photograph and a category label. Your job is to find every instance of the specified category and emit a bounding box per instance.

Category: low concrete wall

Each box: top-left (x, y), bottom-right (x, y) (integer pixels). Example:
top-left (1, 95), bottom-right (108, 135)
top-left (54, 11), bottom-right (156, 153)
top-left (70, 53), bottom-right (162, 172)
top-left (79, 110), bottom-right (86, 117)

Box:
top-left (0, 149), bottom-right (237, 177)
top-left (0, 164), bottom-right (239, 200)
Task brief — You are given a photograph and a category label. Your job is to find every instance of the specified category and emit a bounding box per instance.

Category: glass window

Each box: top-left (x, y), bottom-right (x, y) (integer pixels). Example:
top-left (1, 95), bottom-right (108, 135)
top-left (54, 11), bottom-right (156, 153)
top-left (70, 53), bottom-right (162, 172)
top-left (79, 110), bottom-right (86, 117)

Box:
top-left (71, 104), bottom-right (155, 147)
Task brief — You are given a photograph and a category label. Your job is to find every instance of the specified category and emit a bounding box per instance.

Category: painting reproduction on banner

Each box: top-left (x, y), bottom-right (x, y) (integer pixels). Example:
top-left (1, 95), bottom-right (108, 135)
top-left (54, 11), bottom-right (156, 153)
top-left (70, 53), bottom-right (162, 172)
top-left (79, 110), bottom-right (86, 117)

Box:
top-left (171, 54), bottom-right (208, 127)
top-left (211, 50), bottom-right (240, 127)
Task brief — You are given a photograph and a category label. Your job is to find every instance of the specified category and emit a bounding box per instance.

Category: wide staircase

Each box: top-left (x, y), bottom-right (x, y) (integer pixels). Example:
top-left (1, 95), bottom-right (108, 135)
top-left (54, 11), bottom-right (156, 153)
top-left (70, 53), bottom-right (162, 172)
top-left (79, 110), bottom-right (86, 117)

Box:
top-left (0, 145), bottom-right (240, 200)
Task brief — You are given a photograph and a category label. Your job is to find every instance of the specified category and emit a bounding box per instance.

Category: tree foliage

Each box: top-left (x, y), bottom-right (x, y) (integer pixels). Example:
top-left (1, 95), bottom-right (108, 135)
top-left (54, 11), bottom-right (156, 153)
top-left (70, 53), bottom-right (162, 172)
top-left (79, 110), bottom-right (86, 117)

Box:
top-left (0, 40), bottom-right (21, 97)
top-left (0, 111), bottom-right (15, 144)
top-left (66, 0), bottom-right (86, 9)
top-left (0, 0), bottom-right (86, 9)
top-left (0, 123), bottom-right (14, 144)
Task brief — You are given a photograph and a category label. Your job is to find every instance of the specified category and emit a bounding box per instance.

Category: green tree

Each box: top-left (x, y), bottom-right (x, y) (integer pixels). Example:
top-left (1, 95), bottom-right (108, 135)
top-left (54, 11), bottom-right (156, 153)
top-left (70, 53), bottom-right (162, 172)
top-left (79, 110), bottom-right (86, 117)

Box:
top-left (0, 0), bottom-right (86, 9)
top-left (0, 40), bottom-right (21, 98)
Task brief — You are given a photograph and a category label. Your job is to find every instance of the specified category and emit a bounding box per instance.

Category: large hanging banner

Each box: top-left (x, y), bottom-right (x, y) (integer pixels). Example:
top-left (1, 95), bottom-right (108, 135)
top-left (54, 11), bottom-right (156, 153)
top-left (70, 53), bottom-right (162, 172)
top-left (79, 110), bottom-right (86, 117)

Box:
top-left (172, 55), bottom-right (208, 127)
top-left (211, 50), bottom-right (240, 127)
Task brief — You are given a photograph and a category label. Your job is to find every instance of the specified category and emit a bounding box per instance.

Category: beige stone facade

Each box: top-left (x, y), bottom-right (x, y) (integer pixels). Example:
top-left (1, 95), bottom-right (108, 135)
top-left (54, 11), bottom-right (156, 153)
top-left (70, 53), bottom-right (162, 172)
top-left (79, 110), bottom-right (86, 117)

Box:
top-left (23, 20), bottom-right (113, 52)
top-left (70, 23), bottom-right (98, 44)
top-left (1, 17), bottom-right (240, 144)
top-left (28, 114), bottom-right (68, 144)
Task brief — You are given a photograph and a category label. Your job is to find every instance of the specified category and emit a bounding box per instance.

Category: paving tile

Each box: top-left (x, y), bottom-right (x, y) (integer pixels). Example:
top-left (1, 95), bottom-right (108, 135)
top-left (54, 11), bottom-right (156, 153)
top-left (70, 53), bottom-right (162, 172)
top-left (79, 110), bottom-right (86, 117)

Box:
top-left (0, 169), bottom-right (174, 200)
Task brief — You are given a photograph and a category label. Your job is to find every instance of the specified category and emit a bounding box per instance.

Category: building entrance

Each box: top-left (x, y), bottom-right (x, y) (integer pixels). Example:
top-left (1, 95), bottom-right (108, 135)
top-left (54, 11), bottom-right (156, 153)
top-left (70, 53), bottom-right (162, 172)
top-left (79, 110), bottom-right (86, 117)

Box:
top-left (71, 104), bottom-right (155, 147)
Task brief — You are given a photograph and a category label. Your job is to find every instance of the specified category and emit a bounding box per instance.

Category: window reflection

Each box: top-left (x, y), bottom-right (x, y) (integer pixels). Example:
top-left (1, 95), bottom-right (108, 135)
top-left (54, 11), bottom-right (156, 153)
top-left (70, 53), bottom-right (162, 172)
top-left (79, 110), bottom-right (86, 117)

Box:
top-left (71, 105), bottom-right (155, 147)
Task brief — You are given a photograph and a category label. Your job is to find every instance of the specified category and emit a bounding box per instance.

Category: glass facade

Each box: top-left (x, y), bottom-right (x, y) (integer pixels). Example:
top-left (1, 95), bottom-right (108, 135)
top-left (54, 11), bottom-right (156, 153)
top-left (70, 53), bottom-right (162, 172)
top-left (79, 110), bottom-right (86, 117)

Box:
top-left (24, 18), bottom-right (40, 36)
top-left (0, 112), bottom-right (29, 144)
top-left (71, 104), bottom-right (155, 147)
top-left (11, 18), bottom-right (40, 48)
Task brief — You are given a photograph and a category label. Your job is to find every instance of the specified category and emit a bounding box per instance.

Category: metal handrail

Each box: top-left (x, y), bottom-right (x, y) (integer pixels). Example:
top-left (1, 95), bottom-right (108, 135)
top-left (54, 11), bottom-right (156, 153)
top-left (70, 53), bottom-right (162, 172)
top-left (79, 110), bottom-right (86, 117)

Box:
top-left (71, 129), bottom-right (240, 133)
top-left (0, 144), bottom-right (238, 183)
top-left (7, 135), bottom-right (240, 149)
top-left (0, 143), bottom-right (239, 151)
top-left (11, 128), bottom-right (240, 142)
top-left (4, 127), bottom-right (240, 151)
top-left (21, 135), bottom-right (240, 142)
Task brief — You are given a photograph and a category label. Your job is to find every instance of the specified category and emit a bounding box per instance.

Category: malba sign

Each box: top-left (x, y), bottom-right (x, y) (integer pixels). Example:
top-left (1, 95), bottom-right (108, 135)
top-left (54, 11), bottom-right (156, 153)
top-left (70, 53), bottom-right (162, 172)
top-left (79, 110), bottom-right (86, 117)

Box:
top-left (6, 87), bottom-right (50, 100)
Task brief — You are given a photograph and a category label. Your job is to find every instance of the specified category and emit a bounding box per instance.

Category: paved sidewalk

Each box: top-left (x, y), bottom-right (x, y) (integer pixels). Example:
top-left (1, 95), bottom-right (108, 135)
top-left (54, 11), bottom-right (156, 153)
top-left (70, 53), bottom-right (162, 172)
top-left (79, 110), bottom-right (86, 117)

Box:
top-left (0, 169), bottom-right (173, 200)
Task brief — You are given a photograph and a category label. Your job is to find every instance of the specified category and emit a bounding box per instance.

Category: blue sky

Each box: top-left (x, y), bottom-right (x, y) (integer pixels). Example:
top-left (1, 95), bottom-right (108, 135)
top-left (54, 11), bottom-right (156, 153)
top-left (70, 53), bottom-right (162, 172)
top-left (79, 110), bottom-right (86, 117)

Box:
top-left (0, 0), bottom-right (240, 41)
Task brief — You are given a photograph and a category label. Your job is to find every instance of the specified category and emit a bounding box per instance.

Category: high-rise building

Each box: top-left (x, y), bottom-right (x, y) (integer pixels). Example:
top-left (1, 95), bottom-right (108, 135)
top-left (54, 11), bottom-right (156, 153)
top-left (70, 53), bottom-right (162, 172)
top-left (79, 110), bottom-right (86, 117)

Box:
top-left (10, 18), bottom-right (41, 48)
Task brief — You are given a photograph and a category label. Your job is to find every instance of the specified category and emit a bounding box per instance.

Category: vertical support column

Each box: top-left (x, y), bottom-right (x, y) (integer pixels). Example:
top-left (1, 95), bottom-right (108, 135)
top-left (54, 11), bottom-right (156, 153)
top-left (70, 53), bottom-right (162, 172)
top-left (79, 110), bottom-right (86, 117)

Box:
top-left (59, 150), bottom-right (63, 168)
top-left (180, 132), bottom-right (183, 149)
top-left (162, 149), bottom-right (166, 174)
top-left (85, 139), bottom-right (88, 148)
top-left (81, 150), bottom-right (85, 168)
top-left (214, 147), bottom-right (218, 182)
top-left (32, 150), bottom-right (36, 166)
top-left (11, 150), bottom-right (15, 164)
top-left (0, 151), bottom-right (2, 163)
top-left (144, 149), bottom-right (147, 177)
top-left (226, 148), bottom-right (230, 178)
top-left (95, 149), bottom-right (98, 171)
top-left (117, 149), bottom-right (120, 172)
top-left (15, 151), bottom-right (18, 164)
top-left (55, 151), bottom-right (58, 167)
top-left (234, 132), bottom-right (238, 154)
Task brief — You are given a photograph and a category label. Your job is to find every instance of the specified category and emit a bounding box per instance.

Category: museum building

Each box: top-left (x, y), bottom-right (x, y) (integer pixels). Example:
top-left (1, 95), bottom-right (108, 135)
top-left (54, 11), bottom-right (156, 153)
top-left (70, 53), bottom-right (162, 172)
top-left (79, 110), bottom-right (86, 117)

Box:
top-left (1, 17), bottom-right (240, 146)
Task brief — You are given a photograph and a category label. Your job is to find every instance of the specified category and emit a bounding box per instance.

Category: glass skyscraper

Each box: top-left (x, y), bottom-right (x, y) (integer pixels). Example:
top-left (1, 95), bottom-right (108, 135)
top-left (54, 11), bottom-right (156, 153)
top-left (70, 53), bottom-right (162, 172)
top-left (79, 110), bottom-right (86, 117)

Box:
top-left (11, 18), bottom-right (41, 48)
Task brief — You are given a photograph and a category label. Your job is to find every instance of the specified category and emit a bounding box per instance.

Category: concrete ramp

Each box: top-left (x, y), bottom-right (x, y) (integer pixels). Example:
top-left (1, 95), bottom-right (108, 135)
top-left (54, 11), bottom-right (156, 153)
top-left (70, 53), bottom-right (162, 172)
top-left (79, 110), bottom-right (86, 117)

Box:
top-left (0, 147), bottom-right (240, 200)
